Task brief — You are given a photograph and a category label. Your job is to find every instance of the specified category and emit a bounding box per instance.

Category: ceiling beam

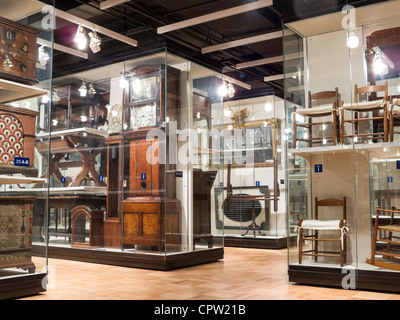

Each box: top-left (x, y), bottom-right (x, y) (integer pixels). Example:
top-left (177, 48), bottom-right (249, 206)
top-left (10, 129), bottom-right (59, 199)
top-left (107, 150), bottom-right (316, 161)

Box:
top-left (157, 0), bottom-right (273, 34)
top-left (264, 74), bottom-right (283, 82)
top-left (100, 0), bottom-right (131, 10)
top-left (236, 55), bottom-right (283, 69)
top-left (54, 8), bottom-right (138, 47)
top-left (201, 30), bottom-right (281, 54)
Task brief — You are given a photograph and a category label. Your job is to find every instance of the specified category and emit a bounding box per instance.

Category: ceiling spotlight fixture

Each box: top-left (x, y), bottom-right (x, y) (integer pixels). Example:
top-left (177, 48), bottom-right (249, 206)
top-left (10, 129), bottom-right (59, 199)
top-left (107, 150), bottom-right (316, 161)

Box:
top-left (373, 52), bottom-right (388, 75)
top-left (38, 45), bottom-right (50, 66)
top-left (88, 30), bottom-right (101, 53)
top-left (74, 25), bottom-right (87, 50)
top-left (3, 53), bottom-right (13, 68)
top-left (119, 73), bottom-right (128, 89)
top-left (227, 82), bottom-right (235, 98)
top-left (265, 102), bottom-right (273, 112)
top-left (88, 83), bottom-right (97, 96)
top-left (218, 80), bottom-right (228, 97)
top-left (79, 81), bottom-right (88, 97)
top-left (52, 90), bottom-right (61, 102)
top-left (346, 29), bottom-right (359, 49)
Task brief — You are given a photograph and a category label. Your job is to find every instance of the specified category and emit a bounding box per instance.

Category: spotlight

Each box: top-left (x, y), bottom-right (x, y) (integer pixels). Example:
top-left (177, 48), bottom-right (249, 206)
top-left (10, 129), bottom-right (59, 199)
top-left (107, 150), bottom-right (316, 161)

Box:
top-left (119, 73), bottom-right (128, 89)
top-left (218, 81), bottom-right (228, 97)
top-left (52, 90), bottom-right (61, 102)
top-left (227, 82), bottom-right (235, 98)
top-left (265, 102), bottom-right (273, 112)
top-left (74, 25), bottom-right (87, 50)
top-left (88, 30), bottom-right (101, 53)
top-left (88, 83), bottom-right (96, 96)
top-left (346, 30), bottom-right (359, 49)
top-left (79, 81), bottom-right (88, 97)
top-left (38, 45), bottom-right (50, 66)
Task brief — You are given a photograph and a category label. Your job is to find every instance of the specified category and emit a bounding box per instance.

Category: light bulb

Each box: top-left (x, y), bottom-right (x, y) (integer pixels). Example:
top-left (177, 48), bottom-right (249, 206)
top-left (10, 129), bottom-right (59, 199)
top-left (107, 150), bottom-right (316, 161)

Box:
top-left (119, 74), bottom-right (128, 89)
top-left (88, 83), bottom-right (96, 95)
top-left (218, 81), bottom-right (228, 97)
top-left (74, 25), bottom-right (87, 50)
top-left (346, 32), bottom-right (359, 49)
top-left (227, 82), bottom-right (235, 98)
top-left (79, 82), bottom-right (87, 97)
top-left (224, 109), bottom-right (231, 117)
top-left (265, 102), bottom-right (273, 112)
top-left (41, 95), bottom-right (50, 103)
top-left (88, 31), bottom-right (101, 53)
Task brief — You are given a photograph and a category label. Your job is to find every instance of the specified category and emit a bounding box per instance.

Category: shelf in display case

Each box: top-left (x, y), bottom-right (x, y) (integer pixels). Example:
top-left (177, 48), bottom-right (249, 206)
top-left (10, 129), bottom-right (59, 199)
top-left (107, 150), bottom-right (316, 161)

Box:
top-left (0, 78), bottom-right (47, 104)
top-left (289, 142), bottom-right (400, 160)
top-left (0, 175), bottom-right (46, 185)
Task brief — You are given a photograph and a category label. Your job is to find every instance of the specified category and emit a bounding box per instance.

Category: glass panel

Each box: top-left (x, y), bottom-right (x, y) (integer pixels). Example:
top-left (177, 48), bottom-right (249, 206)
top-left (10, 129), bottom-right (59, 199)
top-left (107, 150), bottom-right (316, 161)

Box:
top-left (285, 11), bottom-right (357, 270)
top-left (285, 1), bottom-right (400, 291)
top-left (165, 52), bottom-right (224, 253)
top-left (0, 0), bottom-right (53, 295)
top-left (220, 95), bottom-right (285, 243)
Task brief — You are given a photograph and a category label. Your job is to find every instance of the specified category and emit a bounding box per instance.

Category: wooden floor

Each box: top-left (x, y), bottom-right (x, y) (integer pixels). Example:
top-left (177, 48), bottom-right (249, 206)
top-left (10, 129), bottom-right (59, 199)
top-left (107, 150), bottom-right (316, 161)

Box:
top-left (20, 247), bottom-right (400, 300)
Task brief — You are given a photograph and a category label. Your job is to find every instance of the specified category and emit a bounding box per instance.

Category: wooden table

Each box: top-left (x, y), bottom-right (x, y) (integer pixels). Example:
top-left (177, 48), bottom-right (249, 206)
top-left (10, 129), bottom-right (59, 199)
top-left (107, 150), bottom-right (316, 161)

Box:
top-left (37, 128), bottom-right (108, 187)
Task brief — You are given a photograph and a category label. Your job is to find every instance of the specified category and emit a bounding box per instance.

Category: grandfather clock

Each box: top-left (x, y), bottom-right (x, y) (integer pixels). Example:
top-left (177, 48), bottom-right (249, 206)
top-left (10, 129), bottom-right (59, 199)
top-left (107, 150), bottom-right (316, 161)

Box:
top-left (121, 64), bottom-right (181, 251)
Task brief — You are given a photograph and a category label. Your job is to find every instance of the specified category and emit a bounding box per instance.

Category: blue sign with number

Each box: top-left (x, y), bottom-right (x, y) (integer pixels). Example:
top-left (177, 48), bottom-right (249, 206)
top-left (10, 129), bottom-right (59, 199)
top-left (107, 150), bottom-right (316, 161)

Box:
top-left (397, 160), bottom-right (400, 169)
top-left (315, 164), bottom-right (323, 173)
top-left (14, 157), bottom-right (30, 167)
top-left (61, 177), bottom-right (66, 183)
top-left (99, 175), bottom-right (104, 182)
top-left (256, 181), bottom-right (260, 186)
top-left (175, 171), bottom-right (183, 178)
top-left (388, 177), bottom-right (393, 183)
top-left (141, 173), bottom-right (147, 180)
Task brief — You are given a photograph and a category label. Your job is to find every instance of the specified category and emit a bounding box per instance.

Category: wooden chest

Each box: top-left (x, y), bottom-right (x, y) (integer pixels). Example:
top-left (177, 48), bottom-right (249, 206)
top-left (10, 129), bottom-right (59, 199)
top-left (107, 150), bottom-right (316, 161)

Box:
top-left (0, 16), bottom-right (40, 85)
top-left (0, 104), bottom-right (39, 176)
top-left (0, 197), bottom-right (36, 273)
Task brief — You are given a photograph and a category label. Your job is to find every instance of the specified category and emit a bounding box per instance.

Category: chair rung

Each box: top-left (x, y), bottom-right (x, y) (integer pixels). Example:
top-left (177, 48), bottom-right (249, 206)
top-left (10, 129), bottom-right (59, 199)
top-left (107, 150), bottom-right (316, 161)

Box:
top-left (376, 250), bottom-right (400, 258)
top-left (377, 238), bottom-right (400, 246)
top-left (302, 252), bottom-right (340, 258)
top-left (301, 238), bottom-right (341, 242)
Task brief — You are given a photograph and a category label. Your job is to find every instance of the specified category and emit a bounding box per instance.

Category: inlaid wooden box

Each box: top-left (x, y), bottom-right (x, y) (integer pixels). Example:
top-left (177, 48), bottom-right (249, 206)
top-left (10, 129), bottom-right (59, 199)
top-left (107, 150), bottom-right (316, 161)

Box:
top-left (0, 197), bottom-right (36, 273)
top-left (0, 16), bottom-right (40, 85)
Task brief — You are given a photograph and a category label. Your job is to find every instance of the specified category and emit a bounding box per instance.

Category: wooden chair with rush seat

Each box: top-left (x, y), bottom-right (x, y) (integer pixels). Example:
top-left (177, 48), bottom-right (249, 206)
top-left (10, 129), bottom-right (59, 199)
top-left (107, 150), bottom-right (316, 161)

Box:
top-left (340, 81), bottom-right (389, 144)
top-left (298, 197), bottom-right (348, 267)
top-left (293, 88), bottom-right (340, 148)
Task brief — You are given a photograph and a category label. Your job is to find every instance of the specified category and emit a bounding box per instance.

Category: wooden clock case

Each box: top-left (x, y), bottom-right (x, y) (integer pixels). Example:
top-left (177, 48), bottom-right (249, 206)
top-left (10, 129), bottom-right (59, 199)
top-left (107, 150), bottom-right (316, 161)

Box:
top-left (106, 64), bottom-right (181, 251)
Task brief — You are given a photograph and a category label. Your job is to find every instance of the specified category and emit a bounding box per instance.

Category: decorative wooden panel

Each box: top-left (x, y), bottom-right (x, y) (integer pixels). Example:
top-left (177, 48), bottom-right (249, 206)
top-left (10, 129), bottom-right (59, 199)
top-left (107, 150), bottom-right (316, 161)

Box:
top-left (0, 17), bottom-right (40, 85)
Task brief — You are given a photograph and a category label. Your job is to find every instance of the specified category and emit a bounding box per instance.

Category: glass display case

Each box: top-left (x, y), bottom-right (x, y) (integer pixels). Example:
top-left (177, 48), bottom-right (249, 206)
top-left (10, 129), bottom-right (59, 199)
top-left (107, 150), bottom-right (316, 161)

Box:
top-left (216, 95), bottom-right (288, 249)
top-left (284, 0), bottom-right (400, 292)
top-left (35, 49), bottom-right (225, 270)
top-left (0, 2), bottom-right (53, 299)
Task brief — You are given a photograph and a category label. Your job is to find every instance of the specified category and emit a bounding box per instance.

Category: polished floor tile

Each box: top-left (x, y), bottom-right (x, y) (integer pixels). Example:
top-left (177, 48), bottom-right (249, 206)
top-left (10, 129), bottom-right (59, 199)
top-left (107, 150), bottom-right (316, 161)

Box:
top-left (19, 247), bottom-right (400, 300)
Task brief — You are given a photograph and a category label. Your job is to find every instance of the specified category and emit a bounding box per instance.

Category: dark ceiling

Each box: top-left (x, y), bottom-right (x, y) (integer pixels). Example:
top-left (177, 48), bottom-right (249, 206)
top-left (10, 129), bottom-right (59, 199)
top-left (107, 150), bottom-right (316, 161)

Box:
top-left (32, 0), bottom-right (385, 100)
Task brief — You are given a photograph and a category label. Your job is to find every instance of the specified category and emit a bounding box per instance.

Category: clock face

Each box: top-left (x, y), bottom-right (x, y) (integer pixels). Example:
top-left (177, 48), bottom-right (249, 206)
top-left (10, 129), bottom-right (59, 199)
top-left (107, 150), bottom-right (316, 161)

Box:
top-left (133, 104), bottom-right (156, 128)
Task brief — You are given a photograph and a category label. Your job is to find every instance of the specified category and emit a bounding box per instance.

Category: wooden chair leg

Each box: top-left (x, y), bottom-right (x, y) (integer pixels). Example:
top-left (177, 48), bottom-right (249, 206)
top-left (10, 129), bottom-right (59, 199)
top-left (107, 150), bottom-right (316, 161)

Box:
top-left (340, 108), bottom-right (344, 144)
top-left (370, 214), bottom-right (379, 264)
top-left (340, 231), bottom-right (344, 267)
top-left (314, 230), bottom-right (319, 262)
top-left (293, 108), bottom-right (298, 149)
top-left (384, 105), bottom-right (388, 142)
top-left (390, 112), bottom-right (394, 142)
top-left (333, 111), bottom-right (338, 146)
top-left (298, 224), bottom-right (303, 264)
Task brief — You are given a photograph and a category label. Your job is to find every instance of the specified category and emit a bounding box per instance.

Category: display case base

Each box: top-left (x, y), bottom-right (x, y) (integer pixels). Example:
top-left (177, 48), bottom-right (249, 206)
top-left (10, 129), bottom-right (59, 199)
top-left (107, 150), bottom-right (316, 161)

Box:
top-left (289, 265), bottom-right (400, 293)
top-left (33, 245), bottom-right (223, 271)
top-left (0, 271), bottom-right (46, 300)
top-left (219, 236), bottom-right (292, 249)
